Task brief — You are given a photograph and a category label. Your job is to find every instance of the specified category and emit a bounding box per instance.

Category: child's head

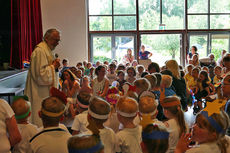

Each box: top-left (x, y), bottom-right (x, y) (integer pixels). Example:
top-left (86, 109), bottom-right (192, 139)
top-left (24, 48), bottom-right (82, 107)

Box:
top-left (199, 70), bottom-right (209, 82)
top-left (160, 75), bottom-right (172, 88)
top-left (134, 78), bottom-right (151, 95)
top-left (132, 60), bottom-right (138, 67)
top-left (76, 69), bottom-right (82, 79)
top-left (79, 67), bottom-right (85, 76)
top-left (142, 124), bottom-right (169, 153)
top-left (88, 96), bottom-right (111, 125)
top-left (117, 70), bottom-right (125, 80)
top-left (76, 62), bottom-right (83, 68)
top-left (87, 62), bottom-right (92, 69)
top-left (95, 65), bottom-right (106, 77)
top-left (62, 59), bottom-right (68, 67)
top-left (201, 66), bottom-right (209, 73)
top-left (76, 91), bottom-right (91, 112)
top-left (11, 96), bottom-right (31, 122)
top-left (40, 96), bottom-right (66, 126)
top-left (61, 69), bottom-right (75, 81)
top-left (90, 67), bottom-right (95, 75)
top-left (223, 55), bottom-right (230, 69)
top-left (109, 63), bottom-right (116, 72)
top-left (82, 76), bottom-right (90, 85)
top-left (214, 66), bottom-right (222, 76)
top-left (208, 53), bottom-right (215, 61)
top-left (127, 66), bottom-right (136, 77)
top-left (192, 67), bottom-right (200, 79)
top-left (162, 96), bottom-right (186, 137)
top-left (192, 111), bottom-right (229, 152)
top-left (68, 134), bottom-right (104, 153)
top-left (139, 96), bottom-right (158, 116)
top-left (186, 64), bottom-right (194, 75)
top-left (96, 61), bottom-right (101, 67)
top-left (137, 65), bottom-right (145, 74)
top-left (116, 97), bottom-right (138, 123)
top-left (144, 74), bottom-right (157, 90)
top-left (117, 64), bottom-right (126, 71)
top-left (83, 60), bottom-right (88, 67)
top-left (148, 62), bottom-right (160, 74)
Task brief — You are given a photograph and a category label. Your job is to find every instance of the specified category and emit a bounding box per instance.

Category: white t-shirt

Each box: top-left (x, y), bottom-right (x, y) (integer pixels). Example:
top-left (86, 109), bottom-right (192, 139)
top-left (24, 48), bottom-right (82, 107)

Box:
top-left (30, 127), bottom-right (71, 153)
top-left (116, 126), bottom-right (142, 153)
top-left (106, 72), bottom-right (117, 85)
top-left (185, 141), bottom-right (221, 153)
top-left (104, 112), bottom-right (120, 133)
top-left (71, 110), bottom-right (89, 133)
top-left (85, 127), bottom-right (118, 153)
top-left (165, 118), bottom-right (188, 153)
top-left (13, 123), bottom-right (39, 153)
top-left (0, 99), bottom-right (15, 153)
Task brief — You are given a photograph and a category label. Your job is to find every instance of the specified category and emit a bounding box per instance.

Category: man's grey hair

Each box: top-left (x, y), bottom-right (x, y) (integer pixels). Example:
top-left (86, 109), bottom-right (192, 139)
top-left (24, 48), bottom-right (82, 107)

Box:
top-left (43, 28), bottom-right (60, 40)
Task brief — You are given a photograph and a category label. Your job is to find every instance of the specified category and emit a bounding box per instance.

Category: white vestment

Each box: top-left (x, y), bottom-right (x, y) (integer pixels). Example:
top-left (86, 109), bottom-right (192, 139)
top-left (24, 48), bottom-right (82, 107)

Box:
top-left (24, 41), bottom-right (59, 126)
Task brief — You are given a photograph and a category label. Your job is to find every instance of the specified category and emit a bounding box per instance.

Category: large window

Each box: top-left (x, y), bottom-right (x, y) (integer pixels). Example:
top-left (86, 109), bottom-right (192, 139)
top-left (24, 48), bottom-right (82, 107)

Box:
top-left (88, 0), bottom-right (230, 65)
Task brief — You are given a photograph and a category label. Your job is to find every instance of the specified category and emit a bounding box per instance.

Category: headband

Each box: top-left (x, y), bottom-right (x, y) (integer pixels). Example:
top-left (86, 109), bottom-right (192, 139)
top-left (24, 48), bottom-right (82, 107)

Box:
top-left (117, 110), bottom-right (137, 117)
top-left (200, 111), bottom-right (225, 134)
top-left (68, 141), bottom-right (103, 153)
top-left (41, 108), bottom-right (65, 117)
top-left (15, 101), bottom-right (31, 120)
top-left (77, 100), bottom-right (89, 109)
top-left (140, 109), bottom-right (157, 116)
top-left (88, 108), bottom-right (109, 120)
top-left (142, 131), bottom-right (169, 140)
top-left (161, 100), bottom-right (180, 108)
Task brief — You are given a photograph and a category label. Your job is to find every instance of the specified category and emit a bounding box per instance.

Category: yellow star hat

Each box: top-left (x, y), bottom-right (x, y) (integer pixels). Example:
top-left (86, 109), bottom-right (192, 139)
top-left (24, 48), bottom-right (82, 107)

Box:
top-left (203, 99), bottom-right (226, 116)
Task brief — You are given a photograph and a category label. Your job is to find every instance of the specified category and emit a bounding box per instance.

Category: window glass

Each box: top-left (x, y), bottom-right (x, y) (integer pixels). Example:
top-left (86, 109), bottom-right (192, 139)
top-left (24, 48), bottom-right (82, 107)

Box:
top-left (188, 15), bottom-right (208, 29)
top-left (88, 0), bottom-right (112, 15)
top-left (114, 0), bottom-right (136, 15)
top-left (114, 16), bottom-right (136, 30)
top-left (89, 17), bottom-right (112, 31)
top-left (189, 35), bottom-right (208, 58)
top-left (210, 0), bottom-right (230, 13)
top-left (187, 0), bottom-right (208, 13)
top-left (211, 34), bottom-right (229, 60)
top-left (210, 15), bottom-right (230, 29)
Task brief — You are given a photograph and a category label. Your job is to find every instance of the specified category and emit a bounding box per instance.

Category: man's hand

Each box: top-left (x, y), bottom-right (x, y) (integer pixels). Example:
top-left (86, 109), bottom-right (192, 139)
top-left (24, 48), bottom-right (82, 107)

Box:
top-left (53, 59), bottom-right (61, 69)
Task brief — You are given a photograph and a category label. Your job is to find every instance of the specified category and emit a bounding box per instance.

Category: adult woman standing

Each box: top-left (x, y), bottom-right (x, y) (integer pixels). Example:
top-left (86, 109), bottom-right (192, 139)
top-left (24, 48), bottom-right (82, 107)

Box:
top-left (187, 46), bottom-right (198, 62)
top-left (166, 60), bottom-right (188, 111)
top-left (123, 48), bottom-right (134, 64)
top-left (92, 65), bottom-right (109, 98)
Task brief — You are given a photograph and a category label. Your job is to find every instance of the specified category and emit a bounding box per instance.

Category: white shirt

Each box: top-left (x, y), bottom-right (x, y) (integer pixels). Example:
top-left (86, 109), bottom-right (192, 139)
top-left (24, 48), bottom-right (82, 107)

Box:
top-left (85, 127), bottom-right (118, 153)
top-left (106, 72), bottom-right (117, 85)
top-left (30, 127), bottom-right (71, 153)
top-left (0, 99), bottom-right (15, 153)
top-left (71, 110), bottom-right (89, 133)
top-left (165, 118), bottom-right (188, 153)
top-left (116, 126), bottom-right (142, 153)
top-left (186, 141), bottom-right (221, 153)
top-left (13, 123), bottom-right (38, 153)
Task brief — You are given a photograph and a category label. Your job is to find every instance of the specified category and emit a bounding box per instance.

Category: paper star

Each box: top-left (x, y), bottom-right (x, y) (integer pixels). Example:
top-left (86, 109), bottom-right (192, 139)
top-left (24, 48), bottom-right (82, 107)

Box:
top-left (139, 114), bottom-right (155, 128)
top-left (203, 99), bottom-right (226, 116)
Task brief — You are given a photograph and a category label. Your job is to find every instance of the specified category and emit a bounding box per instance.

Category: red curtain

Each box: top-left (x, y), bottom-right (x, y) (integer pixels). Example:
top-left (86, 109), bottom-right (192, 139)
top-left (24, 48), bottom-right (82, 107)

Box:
top-left (11, 0), bottom-right (43, 69)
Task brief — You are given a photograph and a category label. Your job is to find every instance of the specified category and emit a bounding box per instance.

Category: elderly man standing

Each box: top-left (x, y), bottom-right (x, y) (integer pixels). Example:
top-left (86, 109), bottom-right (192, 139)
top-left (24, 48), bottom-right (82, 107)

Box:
top-left (25, 29), bottom-right (61, 126)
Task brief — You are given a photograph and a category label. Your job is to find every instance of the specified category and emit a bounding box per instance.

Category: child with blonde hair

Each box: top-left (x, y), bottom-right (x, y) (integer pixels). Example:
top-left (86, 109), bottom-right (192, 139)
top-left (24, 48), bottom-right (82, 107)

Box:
top-left (160, 75), bottom-right (176, 97)
top-left (68, 134), bottom-right (104, 153)
top-left (11, 96), bottom-right (38, 153)
top-left (85, 96), bottom-right (117, 153)
top-left (161, 96), bottom-right (188, 153)
top-left (116, 97), bottom-right (142, 153)
top-left (80, 76), bottom-right (93, 94)
top-left (184, 64), bottom-right (194, 89)
top-left (139, 96), bottom-right (164, 128)
top-left (134, 78), bottom-right (153, 99)
top-left (175, 110), bottom-right (230, 153)
top-left (213, 65), bottom-right (222, 85)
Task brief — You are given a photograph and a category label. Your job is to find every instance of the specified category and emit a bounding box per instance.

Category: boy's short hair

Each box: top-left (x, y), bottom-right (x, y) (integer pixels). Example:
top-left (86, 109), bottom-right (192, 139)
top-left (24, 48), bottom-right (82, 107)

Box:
top-left (154, 73), bottom-right (162, 87)
top-left (77, 91), bottom-right (91, 109)
top-left (139, 96), bottom-right (158, 114)
top-left (41, 96), bottom-right (66, 125)
top-left (11, 97), bottom-right (31, 120)
top-left (148, 62), bottom-right (160, 73)
top-left (161, 75), bottom-right (173, 88)
top-left (223, 55), bottom-right (230, 62)
top-left (134, 78), bottom-right (151, 92)
top-left (144, 74), bottom-right (157, 89)
top-left (62, 59), bottom-right (68, 64)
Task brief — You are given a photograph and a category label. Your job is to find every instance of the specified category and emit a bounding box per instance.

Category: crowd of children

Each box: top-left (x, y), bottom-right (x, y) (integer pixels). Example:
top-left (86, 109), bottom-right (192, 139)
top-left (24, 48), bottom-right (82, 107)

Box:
top-left (1, 53), bottom-right (230, 153)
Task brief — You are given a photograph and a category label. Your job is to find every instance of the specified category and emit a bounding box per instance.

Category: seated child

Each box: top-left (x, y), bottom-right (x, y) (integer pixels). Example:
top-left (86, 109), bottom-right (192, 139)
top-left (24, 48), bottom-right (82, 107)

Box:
top-left (11, 96), bottom-right (38, 153)
top-left (139, 96), bottom-right (164, 128)
top-left (213, 65), bottom-right (222, 85)
top-left (86, 96), bottom-right (117, 153)
top-left (136, 65), bottom-right (145, 79)
top-left (72, 91), bottom-right (91, 135)
top-left (80, 76), bottom-right (93, 94)
top-left (175, 110), bottom-right (230, 153)
top-left (106, 63), bottom-right (117, 85)
top-left (160, 75), bottom-right (176, 97)
top-left (68, 134), bottom-right (104, 153)
top-left (126, 66), bottom-right (137, 84)
top-left (161, 96), bottom-right (188, 153)
top-left (30, 87), bottom-right (71, 153)
top-left (116, 97), bottom-right (142, 153)
top-left (141, 123), bottom-right (169, 153)
top-left (134, 78), bottom-right (151, 98)
top-left (117, 70), bottom-right (127, 92)
top-left (184, 64), bottom-right (194, 89)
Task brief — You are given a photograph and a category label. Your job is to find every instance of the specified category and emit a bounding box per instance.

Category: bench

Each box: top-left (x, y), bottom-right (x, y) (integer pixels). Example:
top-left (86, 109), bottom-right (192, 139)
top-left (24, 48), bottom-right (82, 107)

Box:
top-left (0, 87), bottom-right (24, 104)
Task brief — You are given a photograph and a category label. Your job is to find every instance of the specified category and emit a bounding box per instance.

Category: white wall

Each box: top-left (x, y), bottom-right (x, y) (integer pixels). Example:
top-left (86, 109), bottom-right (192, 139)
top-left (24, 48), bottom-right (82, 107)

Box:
top-left (41, 0), bottom-right (87, 66)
